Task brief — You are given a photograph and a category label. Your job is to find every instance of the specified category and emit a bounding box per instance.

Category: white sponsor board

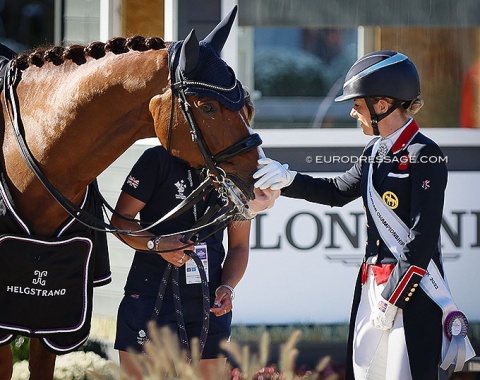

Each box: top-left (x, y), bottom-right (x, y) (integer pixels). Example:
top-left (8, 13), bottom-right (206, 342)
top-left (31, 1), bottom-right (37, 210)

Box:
top-left (233, 171), bottom-right (480, 324)
top-left (94, 129), bottom-right (480, 326)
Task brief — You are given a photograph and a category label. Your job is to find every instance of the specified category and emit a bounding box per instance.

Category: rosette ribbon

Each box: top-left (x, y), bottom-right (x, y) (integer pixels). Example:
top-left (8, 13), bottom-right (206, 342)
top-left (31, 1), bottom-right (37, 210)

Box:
top-left (421, 263), bottom-right (475, 372)
top-left (440, 311), bottom-right (470, 372)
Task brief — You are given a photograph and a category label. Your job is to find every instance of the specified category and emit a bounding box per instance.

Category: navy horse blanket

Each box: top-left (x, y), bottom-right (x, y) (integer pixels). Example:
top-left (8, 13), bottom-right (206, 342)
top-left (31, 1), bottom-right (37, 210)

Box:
top-left (0, 177), bottom-right (111, 354)
top-left (0, 44), bottom-right (111, 353)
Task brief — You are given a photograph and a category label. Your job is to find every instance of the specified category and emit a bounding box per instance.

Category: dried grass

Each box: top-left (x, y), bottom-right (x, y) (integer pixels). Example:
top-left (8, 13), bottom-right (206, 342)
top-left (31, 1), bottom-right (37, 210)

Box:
top-left (88, 322), bottom-right (341, 380)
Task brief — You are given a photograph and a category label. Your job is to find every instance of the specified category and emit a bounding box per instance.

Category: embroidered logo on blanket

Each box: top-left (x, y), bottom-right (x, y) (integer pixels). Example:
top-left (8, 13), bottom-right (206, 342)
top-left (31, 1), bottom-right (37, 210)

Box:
top-left (6, 269), bottom-right (67, 297)
top-left (0, 234), bottom-right (93, 335)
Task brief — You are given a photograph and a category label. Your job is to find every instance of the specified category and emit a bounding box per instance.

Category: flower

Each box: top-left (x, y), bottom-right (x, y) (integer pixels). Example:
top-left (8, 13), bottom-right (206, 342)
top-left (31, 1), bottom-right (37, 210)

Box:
top-left (12, 351), bottom-right (116, 380)
top-left (11, 360), bottom-right (29, 380)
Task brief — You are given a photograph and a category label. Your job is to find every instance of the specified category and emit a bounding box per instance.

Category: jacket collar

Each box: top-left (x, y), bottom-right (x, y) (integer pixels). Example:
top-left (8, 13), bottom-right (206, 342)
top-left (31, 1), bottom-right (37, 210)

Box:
top-left (391, 118), bottom-right (419, 154)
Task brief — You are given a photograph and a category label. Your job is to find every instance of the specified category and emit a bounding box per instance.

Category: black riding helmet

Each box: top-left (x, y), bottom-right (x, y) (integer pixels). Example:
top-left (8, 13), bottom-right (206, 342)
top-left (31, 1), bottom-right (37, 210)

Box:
top-left (335, 50), bottom-right (420, 135)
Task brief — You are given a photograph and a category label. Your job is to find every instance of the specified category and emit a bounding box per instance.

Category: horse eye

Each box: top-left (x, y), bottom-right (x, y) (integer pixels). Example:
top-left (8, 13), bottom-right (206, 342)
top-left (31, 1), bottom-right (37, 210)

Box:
top-left (200, 103), bottom-right (215, 113)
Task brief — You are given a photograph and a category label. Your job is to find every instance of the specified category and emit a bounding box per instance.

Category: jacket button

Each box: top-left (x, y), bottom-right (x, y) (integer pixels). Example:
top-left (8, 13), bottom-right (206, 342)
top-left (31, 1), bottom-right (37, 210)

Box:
top-left (376, 240), bottom-right (380, 246)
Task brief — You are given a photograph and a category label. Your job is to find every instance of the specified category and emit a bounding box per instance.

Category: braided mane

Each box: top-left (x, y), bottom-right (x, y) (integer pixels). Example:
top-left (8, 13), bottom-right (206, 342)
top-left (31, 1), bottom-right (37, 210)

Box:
top-left (12, 35), bottom-right (166, 70)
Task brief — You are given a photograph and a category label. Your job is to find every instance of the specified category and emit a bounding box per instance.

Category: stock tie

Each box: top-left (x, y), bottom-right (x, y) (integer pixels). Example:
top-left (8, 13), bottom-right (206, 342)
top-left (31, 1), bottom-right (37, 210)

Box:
top-left (376, 142), bottom-right (388, 166)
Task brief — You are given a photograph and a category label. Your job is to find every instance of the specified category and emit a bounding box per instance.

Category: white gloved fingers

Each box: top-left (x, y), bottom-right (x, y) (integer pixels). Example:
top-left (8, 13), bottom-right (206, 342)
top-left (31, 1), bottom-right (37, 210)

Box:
top-left (253, 158), bottom-right (295, 190)
top-left (258, 146), bottom-right (266, 160)
top-left (253, 167), bottom-right (280, 189)
top-left (253, 159), bottom-right (288, 179)
top-left (264, 169), bottom-right (296, 190)
top-left (257, 157), bottom-right (273, 167)
top-left (253, 161), bottom-right (284, 189)
top-left (254, 173), bottom-right (283, 190)
top-left (253, 161), bottom-right (280, 179)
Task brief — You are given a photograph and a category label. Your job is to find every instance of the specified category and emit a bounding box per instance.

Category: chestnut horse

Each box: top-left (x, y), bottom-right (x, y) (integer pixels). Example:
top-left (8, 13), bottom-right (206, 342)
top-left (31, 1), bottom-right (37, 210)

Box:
top-left (0, 6), bottom-right (261, 380)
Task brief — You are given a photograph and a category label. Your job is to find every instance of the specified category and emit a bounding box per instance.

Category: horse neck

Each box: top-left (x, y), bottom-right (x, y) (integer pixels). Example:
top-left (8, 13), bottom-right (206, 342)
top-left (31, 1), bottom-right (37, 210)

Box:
top-left (1, 50), bottom-right (169, 235)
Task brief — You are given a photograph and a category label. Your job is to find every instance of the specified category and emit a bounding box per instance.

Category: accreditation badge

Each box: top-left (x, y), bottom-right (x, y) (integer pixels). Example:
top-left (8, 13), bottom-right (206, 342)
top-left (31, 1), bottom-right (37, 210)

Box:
top-left (185, 242), bottom-right (209, 284)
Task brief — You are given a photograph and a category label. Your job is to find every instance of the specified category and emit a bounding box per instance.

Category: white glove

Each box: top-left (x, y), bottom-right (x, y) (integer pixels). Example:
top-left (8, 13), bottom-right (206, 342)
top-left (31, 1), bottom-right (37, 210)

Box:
top-left (371, 299), bottom-right (398, 331)
top-left (253, 158), bottom-right (297, 190)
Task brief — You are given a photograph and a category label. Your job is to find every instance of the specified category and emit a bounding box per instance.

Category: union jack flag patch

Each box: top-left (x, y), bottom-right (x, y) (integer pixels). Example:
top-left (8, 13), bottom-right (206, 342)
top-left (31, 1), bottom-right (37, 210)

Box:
top-left (422, 180), bottom-right (430, 190)
top-left (127, 175), bottom-right (139, 188)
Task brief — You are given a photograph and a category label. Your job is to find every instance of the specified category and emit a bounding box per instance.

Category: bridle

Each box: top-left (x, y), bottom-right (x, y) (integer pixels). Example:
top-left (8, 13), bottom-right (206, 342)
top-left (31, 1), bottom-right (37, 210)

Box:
top-left (167, 47), bottom-right (262, 221)
top-left (168, 74), bottom-right (262, 177)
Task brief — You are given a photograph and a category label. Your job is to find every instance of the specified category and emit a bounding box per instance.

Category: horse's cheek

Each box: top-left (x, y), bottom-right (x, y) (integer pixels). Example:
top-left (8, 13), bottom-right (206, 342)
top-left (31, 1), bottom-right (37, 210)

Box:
top-left (149, 94), bottom-right (169, 140)
top-left (148, 94), bottom-right (164, 119)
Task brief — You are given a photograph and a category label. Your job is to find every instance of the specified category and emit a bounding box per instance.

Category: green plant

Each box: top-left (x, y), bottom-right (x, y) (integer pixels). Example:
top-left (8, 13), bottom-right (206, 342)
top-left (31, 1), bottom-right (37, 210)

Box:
top-left (11, 336), bottom-right (30, 363)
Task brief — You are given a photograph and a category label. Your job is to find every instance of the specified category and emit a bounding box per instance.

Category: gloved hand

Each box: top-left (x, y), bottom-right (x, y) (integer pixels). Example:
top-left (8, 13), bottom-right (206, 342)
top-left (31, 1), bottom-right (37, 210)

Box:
top-left (371, 299), bottom-right (398, 331)
top-left (247, 187), bottom-right (280, 214)
top-left (253, 158), bottom-right (297, 190)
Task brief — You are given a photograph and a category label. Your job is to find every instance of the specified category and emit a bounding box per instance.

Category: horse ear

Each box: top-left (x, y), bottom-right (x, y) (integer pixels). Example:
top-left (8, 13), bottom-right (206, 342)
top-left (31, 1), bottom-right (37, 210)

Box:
top-left (202, 5), bottom-right (237, 54)
top-left (179, 29), bottom-right (200, 76)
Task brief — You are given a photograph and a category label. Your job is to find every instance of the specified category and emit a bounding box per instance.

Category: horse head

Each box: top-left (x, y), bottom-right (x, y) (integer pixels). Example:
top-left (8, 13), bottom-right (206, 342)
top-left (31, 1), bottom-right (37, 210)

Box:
top-left (149, 6), bottom-right (262, 219)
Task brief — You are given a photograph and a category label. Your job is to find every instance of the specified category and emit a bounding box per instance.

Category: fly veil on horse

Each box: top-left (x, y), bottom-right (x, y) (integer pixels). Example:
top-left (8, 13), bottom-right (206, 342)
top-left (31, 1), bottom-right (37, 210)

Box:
top-left (0, 6), bottom-right (261, 379)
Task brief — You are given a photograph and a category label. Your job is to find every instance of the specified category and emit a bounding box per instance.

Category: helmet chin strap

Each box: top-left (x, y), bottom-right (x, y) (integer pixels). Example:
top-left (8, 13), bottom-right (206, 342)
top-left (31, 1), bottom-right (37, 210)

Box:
top-left (365, 97), bottom-right (403, 136)
top-left (365, 97), bottom-right (380, 136)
